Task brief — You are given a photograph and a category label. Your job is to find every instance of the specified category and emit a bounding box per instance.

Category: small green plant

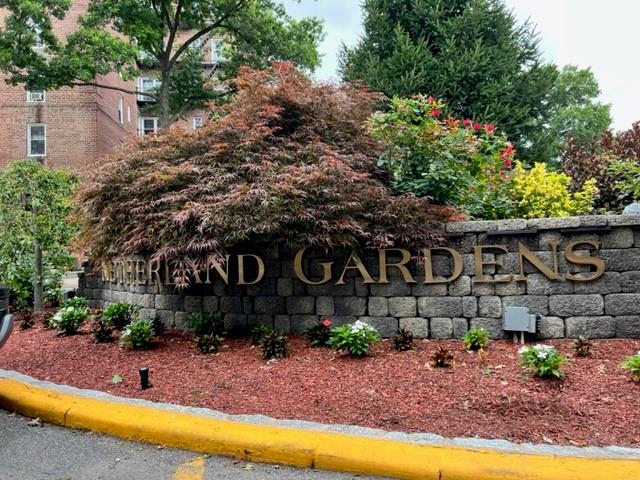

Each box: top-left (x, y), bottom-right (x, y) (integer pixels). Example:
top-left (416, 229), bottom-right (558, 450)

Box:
top-left (393, 328), bottom-right (415, 351)
top-left (463, 327), bottom-right (489, 352)
top-left (260, 330), bottom-right (288, 360)
top-left (329, 320), bottom-right (380, 357)
top-left (18, 311), bottom-right (34, 330)
top-left (620, 351), bottom-right (640, 382)
top-left (63, 296), bottom-right (89, 309)
top-left (92, 310), bottom-right (114, 343)
top-left (573, 336), bottom-right (593, 357)
top-left (519, 344), bottom-right (567, 379)
top-left (430, 345), bottom-right (454, 368)
top-left (110, 374), bottom-right (122, 384)
top-left (251, 324), bottom-right (272, 346)
top-left (102, 303), bottom-right (140, 330)
top-left (196, 334), bottom-right (224, 354)
top-left (304, 319), bottom-right (332, 347)
top-left (51, 306), bottom-right (88, 335)
top-left (119, 319), bottom-right (154, 349)
top-left (41, 311), bottom-right (55, 329)
top-left (187, 311), bottom-right (224, 336)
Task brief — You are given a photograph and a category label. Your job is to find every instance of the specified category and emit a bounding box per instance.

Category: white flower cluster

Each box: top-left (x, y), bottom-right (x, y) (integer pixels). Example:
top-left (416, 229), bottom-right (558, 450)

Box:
top-left (350, 320), bottom-right (375, 334)
top-left (519, 343), bottom-right (555, 359)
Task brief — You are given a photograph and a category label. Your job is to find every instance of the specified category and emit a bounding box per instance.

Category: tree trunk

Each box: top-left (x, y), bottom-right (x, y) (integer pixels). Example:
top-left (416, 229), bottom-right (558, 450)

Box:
top-left (158, 70), bottom-right (172, 129)
top-left (33, 243), bottom-right (43, 313)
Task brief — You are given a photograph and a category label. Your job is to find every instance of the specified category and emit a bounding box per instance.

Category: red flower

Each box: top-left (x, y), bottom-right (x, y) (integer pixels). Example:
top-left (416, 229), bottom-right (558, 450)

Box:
top-left (322, 319), bottom-right (332, 328)
top-left (427, 96), bottom-right (435, 103)
top-left (431, 108), bottom-right (441, 117)
top-left (484, 124), bottom-right (495, 133)
top-left (504, 158), bottom-right (512, 169)
top-left (473, 122), bottom-right (481, 130)
top-left (463, 119), bottom-right (472, 128)
top-left (500, 142), bottom-right (514, 159)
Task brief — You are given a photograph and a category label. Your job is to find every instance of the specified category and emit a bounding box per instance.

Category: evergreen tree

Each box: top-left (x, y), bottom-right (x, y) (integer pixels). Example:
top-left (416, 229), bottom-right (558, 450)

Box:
top-left (340, 0), bottom-right (558, 162)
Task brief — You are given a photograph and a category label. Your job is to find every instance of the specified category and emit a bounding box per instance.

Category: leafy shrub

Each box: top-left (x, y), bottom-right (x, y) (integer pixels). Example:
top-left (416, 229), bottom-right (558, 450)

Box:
top-left (92, 314), bottom-right (114, 343)
top-left (368, 95), bottom-right (515, 219)
top-left (102, 303), bottom-right (140, 330)
top-left (18, 311), bottom-right (34, 330)
top-left (304, 319), bottom-right (332, 347)
top-left (260, 330), bottom-right (288, 360)
top-left (392, 328), bottom-right (414, 351)
top-left (519, 344), bottom-right (567, 379)
top-left (329, 320), bottom-right (380, 357)
top-left (51, 306), bottom-right (88, 335)
top-left (41, 311), bottom-right (54, 329)
top-left (463, 328), bottom-right (489, 352)
top-left (572, 336), bottom-right (593, 357)
top-left (196, 334), bottom-right (223, 354)
top-left (119, 319), bottom-right (154, 350)
top-left (510, 162), bottom-right (596, 218)
top-left (63, 296), bottom-right (89, 309)
top-left (77, 65), bottom-right (453, 288)
top-left (251, 324), bottom-right (272, 346)
top-left (620, 351), bottom-right (640, 382)
top-left (430, 346), bottom-right (453, 368)
top-left (187, 311), bottom-right (224, 336)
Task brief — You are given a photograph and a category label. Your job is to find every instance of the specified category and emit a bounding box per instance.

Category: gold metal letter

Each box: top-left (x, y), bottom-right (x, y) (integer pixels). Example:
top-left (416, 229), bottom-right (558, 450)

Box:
top-left (473, 245), bottom-right (511, 283)
top-left (208, 256), bottom-right (231, 285)
top-left (148, 259), bottom-right (161, 286)
top-left (423, 247), bottom-right (463, 284)
top-left (514, 241), bottom-right (559, 281)
top-left (378, 249), bottom-right (416, 284)
top-left (135, 259), bottom-right (147, 285)
top-left (237, 254), bottom-right (265, 285)
top-left (564, 240), bottom-right (605, 281)
top-left (336, 252), bottom-right (375, 285)
top-left (294, 248), bottom-right (333, 285)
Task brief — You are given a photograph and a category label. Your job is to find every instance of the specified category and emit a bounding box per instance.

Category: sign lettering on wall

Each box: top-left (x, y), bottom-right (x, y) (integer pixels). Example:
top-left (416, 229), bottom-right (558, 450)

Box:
top-left (101, 241), bottom-right (605, 287)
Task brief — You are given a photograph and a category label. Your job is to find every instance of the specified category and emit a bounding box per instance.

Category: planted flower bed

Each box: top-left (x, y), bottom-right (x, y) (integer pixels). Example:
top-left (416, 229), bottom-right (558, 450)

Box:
top-left (2, 311), bottom-right (640, 448)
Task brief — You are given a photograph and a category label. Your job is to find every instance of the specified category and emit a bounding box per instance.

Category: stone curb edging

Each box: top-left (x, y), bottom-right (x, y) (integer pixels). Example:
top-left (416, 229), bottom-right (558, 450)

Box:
top-left (1, 370), bottom-right (640, 480)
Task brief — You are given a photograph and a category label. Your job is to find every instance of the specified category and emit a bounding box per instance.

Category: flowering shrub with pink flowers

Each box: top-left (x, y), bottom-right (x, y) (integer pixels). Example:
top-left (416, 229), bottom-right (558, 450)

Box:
top-left (368, 95), bottom-right (515, 218)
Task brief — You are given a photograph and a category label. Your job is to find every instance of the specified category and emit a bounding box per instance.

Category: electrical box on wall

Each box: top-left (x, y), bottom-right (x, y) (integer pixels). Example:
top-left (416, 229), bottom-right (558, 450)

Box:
top-left (503, 306), bottom-right (537, 333)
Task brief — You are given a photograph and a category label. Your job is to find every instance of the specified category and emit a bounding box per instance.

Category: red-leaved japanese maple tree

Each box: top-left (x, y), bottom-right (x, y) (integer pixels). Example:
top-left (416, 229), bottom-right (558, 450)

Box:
top-left (78, 64), bottom-right (455, 286)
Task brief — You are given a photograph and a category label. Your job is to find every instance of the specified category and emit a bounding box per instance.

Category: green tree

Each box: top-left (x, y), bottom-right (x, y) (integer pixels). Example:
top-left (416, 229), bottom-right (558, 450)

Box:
top-left (0, 160), bottom-right (78, 311)
top-left (528, 65), bottom-right (611, 164)
top-left (0, 0), bottom-right (324, 127)
top-left (339, 0), bottom-right (558, 162)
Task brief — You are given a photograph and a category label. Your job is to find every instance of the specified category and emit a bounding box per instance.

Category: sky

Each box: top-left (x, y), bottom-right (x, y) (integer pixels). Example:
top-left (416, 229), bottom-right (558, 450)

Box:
top-left (282, 0), bottom-right (639, 131)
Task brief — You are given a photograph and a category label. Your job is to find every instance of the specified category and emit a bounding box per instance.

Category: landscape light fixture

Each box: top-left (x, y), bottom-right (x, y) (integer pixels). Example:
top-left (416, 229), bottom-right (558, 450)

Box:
top-left (139, 367), bottom-right (151, 390)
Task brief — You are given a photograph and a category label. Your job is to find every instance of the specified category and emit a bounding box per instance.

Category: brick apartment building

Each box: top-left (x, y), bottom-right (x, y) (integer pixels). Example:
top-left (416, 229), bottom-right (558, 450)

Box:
top-left (0, 1), bottom-right (220, 172)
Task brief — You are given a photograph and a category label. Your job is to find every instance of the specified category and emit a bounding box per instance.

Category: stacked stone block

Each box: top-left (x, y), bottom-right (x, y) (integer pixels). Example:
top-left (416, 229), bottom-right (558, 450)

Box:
top-left (79, 215), bottom-right (640, 339)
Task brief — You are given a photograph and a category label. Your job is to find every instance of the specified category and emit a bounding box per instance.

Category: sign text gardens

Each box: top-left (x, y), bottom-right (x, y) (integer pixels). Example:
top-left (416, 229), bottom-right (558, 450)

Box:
top-left (101, 240), bottom-right (605, 287)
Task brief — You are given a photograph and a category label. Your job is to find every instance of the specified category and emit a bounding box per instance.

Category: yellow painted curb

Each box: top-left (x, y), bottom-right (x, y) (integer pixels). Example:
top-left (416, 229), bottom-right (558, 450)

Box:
top-left (1, 377), bottom-right (639, 480)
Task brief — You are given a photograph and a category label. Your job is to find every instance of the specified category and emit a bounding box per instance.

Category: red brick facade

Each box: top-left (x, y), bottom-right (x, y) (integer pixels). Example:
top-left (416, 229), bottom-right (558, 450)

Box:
top-left (0, 2), bottom-right (137, 172)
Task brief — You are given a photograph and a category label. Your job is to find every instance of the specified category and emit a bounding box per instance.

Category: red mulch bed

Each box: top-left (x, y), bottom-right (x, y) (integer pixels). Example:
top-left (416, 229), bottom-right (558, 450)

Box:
top-left (2, 321), bottom-right (640, 448)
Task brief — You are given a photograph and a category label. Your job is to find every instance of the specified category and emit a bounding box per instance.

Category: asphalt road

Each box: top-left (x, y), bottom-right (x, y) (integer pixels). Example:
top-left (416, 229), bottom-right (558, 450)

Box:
top-left (0, 410), bottom-right (387, 480)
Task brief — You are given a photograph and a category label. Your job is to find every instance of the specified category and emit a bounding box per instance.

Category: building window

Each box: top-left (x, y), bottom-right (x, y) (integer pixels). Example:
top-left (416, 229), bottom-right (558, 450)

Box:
top-left (127, 105), bottom-right (131, 123)
top-left (138, 117), bottom-right (159, 135)
top-left (27, 19), bottom-right (43, 49)
top-left (192, 117), bottom-right (203, 129)
top-left (137, 77), bottom-right (161, 102)
top-left (117, 96), bottom-right (124, 124)
top-left (27, 123), bottom-right (46, 157)
top-left (26, 90), bottom-right (45, 102)
top-left (211, 39), bottom-right (224, 64)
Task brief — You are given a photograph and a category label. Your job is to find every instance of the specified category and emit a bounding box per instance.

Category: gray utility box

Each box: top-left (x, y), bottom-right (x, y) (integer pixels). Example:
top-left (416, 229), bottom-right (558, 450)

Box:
top-left (503, 306), bottom-right (536, 333)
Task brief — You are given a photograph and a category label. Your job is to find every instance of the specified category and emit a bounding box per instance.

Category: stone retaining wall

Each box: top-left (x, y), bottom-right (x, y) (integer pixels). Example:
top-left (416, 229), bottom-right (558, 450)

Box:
top-left (78, 215), bottom-right (640, 339)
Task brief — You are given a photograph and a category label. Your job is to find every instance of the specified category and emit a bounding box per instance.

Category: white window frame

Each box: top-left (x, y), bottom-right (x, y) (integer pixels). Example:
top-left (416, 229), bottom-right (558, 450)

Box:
top-left (27, 19), bottom-right (43, 49)
top-left (138, 117), bottom-right (159, 136)
top-left (27, 123), bottom-right (46, 157)
top-left (26, 90), bottom-right (45, 103)
top-left (137, 77), bottom-right (161, 102)
top-left (117, 95), bottom-right (124, 124)
top-left (210, 38), bottom-right (224, 64)
top-left (127, 105), bottom-right (131, 123)
top-left (192, 117), bottom-right (203, 129)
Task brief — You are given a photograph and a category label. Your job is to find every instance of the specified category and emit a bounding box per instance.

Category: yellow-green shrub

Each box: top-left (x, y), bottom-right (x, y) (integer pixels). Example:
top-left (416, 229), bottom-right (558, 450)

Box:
top-left (510, 161), bottom-right (597, 218)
